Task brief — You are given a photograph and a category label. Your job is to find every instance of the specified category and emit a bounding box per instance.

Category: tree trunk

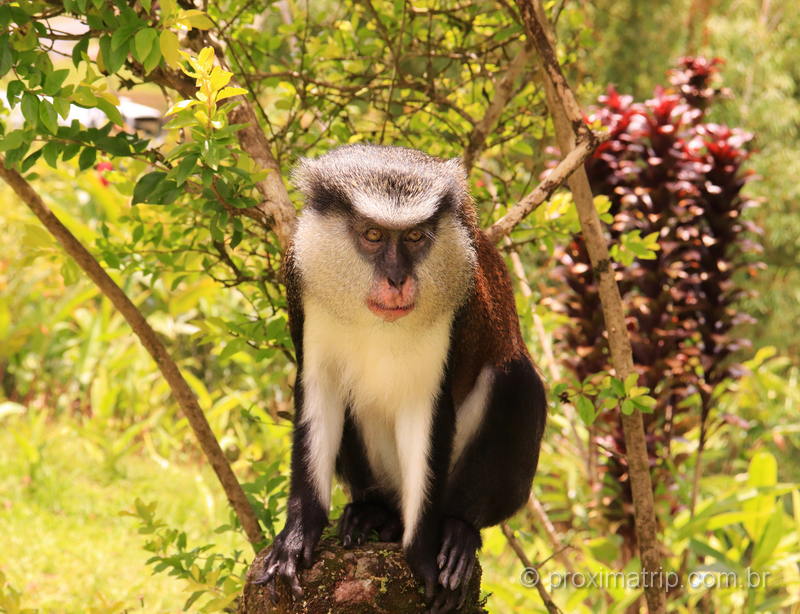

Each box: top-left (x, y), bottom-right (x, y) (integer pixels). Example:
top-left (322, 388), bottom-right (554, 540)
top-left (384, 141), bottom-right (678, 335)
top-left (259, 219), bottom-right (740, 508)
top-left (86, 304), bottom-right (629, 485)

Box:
top-left (239, 538), bottom-right (485, 614)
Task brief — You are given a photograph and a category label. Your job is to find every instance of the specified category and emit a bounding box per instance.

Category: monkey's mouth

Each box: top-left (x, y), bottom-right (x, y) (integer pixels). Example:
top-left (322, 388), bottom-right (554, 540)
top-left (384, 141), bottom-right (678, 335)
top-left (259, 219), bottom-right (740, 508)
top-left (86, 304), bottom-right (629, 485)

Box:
top-left (366, 299), bottom-right (415, 321)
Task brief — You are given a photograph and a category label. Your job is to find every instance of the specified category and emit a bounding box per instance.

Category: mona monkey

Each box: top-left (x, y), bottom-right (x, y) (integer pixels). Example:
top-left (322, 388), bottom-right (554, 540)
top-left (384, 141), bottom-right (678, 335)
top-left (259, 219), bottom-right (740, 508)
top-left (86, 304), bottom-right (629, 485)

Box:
top-left (256, 144), bottom-right (546, 613)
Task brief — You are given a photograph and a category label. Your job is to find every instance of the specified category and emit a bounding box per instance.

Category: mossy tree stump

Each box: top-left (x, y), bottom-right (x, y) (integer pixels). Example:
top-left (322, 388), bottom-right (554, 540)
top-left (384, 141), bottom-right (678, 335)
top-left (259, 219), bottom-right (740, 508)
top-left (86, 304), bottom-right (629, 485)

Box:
top-left (239, 537), bottom-right (486, 613)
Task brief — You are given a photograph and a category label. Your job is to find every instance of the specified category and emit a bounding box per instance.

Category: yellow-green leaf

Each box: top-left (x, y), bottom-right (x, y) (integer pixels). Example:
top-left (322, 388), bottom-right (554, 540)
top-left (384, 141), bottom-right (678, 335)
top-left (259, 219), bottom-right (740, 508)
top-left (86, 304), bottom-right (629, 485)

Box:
top-left (197, 46), bottom-right (215, 71)
top-left (209, 66), bottom-right (232, 91)
top-left (216, 86), bottom-right (247, 102)
top-left (159, 30), bottom-right (182, 68)
top-left (134, 28), bottom-right (159, 64)
top-left (165, 99), bottom-right (199, 116)
top-left (179, 10), bottom-right (214, 31)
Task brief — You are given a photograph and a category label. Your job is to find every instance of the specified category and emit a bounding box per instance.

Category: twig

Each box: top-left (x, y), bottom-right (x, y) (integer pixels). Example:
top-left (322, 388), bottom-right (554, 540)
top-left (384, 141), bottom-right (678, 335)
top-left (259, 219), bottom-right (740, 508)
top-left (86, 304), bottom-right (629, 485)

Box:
top-left (500, 522), bottom-right (564, 614)
top-left (463, 44), bottom-right (533, 172)
top-left (484, 132), bottom-right (605, 242)
top-left (525, 494), bottom-right (575, 574)
top-left (0, 156), bottom-right (265, 549)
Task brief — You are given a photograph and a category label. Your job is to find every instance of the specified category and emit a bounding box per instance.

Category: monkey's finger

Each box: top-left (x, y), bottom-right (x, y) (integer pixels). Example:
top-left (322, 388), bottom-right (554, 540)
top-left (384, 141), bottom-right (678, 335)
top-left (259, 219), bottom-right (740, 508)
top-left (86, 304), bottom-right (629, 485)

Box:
top-left (302, 540), bottom-right (316, 568)
top-left (438, 548), bottom-right (462, 589)
top-left (379, 519), bottom-right (402, 541)
top-left (255, 558), bottom-right (280, 586)
top-left (352, 512), bottom-right (374, 545)
top-left (283, 558), bottom-right (304, 598)
top-left (437, 535), bottom-right (455, 569)
top-left (428, 587), bottom-right (458, 614)
top-left (424, 573), bottom-right (436, 601)
top-left (457, 567), bottom-right (474, 610)
top-left (339, 507), bottom-right (354, 547)
top-left (253, 550), bottom-right (280, 584)
top-left (448, 551), bottom-right (473, 591)
top-left (456, 556), bottom-right (476, 604)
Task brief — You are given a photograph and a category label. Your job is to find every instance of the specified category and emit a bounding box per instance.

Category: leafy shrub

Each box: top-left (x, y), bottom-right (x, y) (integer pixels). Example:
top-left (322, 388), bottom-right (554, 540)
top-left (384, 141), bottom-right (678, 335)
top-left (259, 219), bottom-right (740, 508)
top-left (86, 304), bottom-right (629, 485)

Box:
top-left (548, 57), bottom-right (763, 542)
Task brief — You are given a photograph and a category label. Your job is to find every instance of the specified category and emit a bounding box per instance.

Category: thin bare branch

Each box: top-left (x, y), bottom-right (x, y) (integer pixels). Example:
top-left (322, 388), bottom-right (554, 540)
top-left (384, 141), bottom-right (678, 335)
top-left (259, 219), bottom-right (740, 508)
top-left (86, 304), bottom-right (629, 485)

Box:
top-left (517, 2), bottom-right (667, 612)
top-left (463, 44), bottom-right (533, 172)
top-left (484, 132), bottom-right (605, 242)
top-left (500, 522), bottom-right (564, 614)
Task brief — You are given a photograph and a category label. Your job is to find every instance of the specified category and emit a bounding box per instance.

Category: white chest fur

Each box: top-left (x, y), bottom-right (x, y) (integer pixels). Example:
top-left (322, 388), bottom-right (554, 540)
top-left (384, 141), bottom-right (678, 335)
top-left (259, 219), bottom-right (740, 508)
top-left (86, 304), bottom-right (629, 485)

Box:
top-left (301, 300), bottom-right (452, 543)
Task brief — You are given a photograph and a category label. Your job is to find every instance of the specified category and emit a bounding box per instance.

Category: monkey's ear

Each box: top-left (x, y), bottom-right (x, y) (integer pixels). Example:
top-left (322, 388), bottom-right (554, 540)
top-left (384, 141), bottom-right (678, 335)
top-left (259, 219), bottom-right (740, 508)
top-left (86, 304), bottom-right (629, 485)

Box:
top-left (443, 157), bottom-right (469, 189)
top-left (291, 157), bottom-right (321, 197)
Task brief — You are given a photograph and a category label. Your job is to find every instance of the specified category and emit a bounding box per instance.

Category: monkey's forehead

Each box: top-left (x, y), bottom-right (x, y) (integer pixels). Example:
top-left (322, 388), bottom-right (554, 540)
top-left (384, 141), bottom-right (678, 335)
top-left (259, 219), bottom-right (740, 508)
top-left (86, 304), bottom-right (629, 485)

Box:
top-left (293, 144), bottom-right (468, 227)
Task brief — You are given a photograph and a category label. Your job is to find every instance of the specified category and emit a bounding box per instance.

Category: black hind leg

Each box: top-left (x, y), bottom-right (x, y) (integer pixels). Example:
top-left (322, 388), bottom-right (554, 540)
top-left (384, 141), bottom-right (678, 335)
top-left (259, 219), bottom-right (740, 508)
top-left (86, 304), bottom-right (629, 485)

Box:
top-left (339, 500), bottom-right (403, 546)
top-left (335, 410), bottom-right (403, 547)
top-left (434, 358), bottom-right (547, 610)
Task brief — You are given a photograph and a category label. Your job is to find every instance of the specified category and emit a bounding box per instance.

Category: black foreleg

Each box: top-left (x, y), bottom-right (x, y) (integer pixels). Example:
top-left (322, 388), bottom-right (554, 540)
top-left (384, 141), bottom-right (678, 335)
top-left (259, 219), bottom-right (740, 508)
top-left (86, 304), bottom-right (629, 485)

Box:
top-left (254, 374), bottom-right (329, 597)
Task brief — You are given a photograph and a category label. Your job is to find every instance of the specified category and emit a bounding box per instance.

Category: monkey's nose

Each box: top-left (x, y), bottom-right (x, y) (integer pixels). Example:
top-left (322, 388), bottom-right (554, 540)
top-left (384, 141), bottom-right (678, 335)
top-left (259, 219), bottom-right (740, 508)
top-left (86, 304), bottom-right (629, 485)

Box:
top-left (387, 274), bottom-right (407, 289)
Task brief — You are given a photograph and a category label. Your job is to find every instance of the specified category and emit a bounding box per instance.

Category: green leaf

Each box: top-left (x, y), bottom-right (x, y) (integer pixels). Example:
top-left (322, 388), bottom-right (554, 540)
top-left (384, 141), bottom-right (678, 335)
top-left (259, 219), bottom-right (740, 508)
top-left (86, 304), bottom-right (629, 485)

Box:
top-left (179, 9), bottom-right (214, 30)
top-left (78, 147), bottom-right (97, 171)
top-left (112, 24), bottom-right (138, 51)
top-left (159, 30), bottom-right (182, 68)
top-left (142, 41), bottom-right (163, 75)
top-left (42, 69), bottom-right (70, 96)
top-left (133, 171), bottom-right (168, 204)
top-left (0, 36), bottom-right (12, 78)
top-left (21, 92), bottom-right (39, 127)
top-left (132, 171), bottom-right (181, 205)
top-left (72, 86), bottom-right (98, 107)
top-left (95, 135), bottom-right (131, 157)
top-left (165, 99), bottom-right (198, 116)
top-left (20, 149), bottom-right (42, 172)
top-left (632, 396), bottom-right (656, 413)
top-left (624, 373), bottom-right (639, 394)
top-left (173, 153), bottom-right (198, 186)
top-left (621, 399), bottom-right (635, 415)
top-left (53, 97), bottom-right (71, 119)
top-left (201, 139), bottom-right (220, 169)
top-left (575, 395), bottom-right (596, 425)
top-left (609, 376), bottom-right (625, 398)
top-left (216, 86), bottom-right (247, 102)
top-left (219, 338), bottom-right (247, 362)
top-left (61, 142), bottom-right (81, 161)
top-left (95, 98), bottom-right (124, 127)
top-left (38, 100), bottom-right (59, 134)
top-left (134, 28), bottom-right (158, 63)
top-left (0, 130), bottom-right (25, 152)
top-left (41, 141), bottom-right (62, 167)
top-left (6, 79), bottom-right (24, 105)
top-left (100, 34), bottom-right (127, 74)
top-left (72, 36), bottom-right (89, 67)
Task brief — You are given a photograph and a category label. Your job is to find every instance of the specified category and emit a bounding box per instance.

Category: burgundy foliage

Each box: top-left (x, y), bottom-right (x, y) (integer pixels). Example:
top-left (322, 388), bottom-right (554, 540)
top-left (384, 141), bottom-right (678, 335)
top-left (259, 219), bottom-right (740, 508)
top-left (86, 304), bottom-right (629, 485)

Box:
top-left (549, 57), bottom-right (763, 542)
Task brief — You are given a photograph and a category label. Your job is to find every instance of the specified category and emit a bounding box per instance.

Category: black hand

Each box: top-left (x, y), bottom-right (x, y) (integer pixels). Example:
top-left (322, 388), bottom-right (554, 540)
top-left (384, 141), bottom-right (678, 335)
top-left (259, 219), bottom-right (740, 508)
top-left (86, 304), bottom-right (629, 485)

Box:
top-left (253, 517), bottom-right (323, 598)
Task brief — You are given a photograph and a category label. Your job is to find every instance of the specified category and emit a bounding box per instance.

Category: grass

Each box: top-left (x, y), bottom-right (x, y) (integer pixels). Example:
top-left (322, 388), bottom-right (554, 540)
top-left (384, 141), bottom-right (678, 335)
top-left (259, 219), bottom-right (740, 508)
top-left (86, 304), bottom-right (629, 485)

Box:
top-left (0, 413), bottom-right (249, 613)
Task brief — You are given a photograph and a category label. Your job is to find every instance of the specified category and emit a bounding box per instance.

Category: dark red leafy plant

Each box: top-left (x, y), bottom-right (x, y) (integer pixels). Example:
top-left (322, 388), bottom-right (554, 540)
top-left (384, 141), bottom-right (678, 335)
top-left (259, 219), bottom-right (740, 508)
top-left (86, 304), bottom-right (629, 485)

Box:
top-left (548, 57), bottom-right (763, 551)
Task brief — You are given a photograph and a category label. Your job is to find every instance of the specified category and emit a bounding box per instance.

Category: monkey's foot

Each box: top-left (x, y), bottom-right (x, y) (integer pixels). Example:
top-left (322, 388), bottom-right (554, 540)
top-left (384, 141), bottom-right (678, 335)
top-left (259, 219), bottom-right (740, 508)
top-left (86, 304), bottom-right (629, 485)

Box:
top-left (338, 501), bottom-right (403, 547)
top-left (433, 517), bottom-right (480, 610)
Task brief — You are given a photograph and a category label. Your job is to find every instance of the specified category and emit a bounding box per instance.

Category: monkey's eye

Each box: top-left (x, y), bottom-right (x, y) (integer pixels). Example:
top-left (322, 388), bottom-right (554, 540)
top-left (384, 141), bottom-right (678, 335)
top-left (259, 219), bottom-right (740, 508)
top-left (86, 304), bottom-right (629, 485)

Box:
top-left (405, 229), bottom-right (424, 242)
top-left (364, 228), bottom-right (383, 242)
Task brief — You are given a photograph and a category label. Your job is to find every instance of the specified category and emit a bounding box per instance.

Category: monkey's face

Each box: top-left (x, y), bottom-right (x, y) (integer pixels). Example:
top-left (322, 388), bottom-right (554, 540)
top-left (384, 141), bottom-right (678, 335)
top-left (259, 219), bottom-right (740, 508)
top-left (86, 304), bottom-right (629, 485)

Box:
top-left (351, 218), bottom-right (437, 322)
top-left (291, 144), bottom-right (477, 326)
top-left (293, 208), bottom-right (474, 327)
